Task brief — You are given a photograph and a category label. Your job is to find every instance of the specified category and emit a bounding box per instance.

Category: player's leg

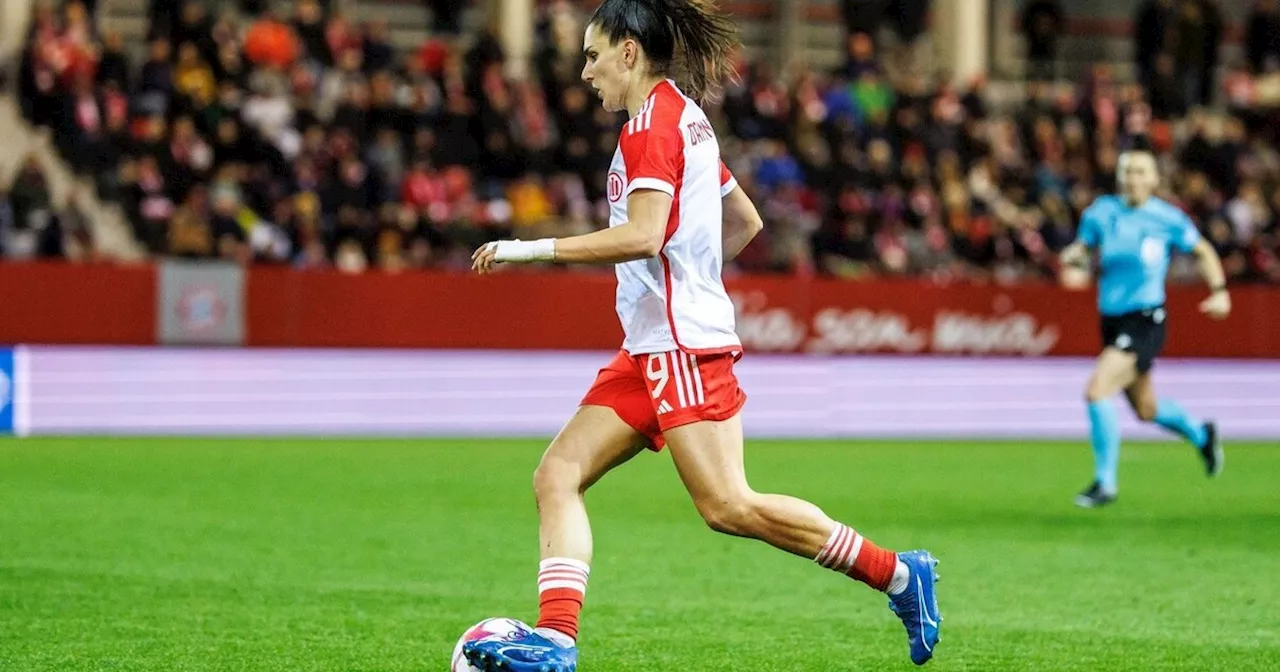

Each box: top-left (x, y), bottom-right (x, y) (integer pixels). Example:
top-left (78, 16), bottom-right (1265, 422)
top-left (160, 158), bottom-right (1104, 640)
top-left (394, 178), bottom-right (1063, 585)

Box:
top-left (1124, 374), bottom-right (1222, 476)
top-left (663, 414), bottom-right (847, 558)
top-left (532, 405), bottom-right (645, 640)
top-left (1079, 346), bottom-right (1139, 506)
top-left (466, 353), bottom-right (653, 672)
top-left (663, 416), bottom-right (940, 665)
top-left (637, 352), bottom-right (845, 561)
top-left (466, 405), bottom-right (643, 672)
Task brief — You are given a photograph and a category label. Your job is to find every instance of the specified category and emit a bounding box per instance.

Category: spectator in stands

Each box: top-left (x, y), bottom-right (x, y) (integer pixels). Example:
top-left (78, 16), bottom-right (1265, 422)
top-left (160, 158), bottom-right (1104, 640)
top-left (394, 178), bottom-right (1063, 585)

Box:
top-left (1221, 60), bottom-right (1264, 135)
top-left (96, 29), bottom-right (129, 88)
top-left (1173, 0), bottom-right (1212, 109)
top-left (214, 39), bottom-right (249, 89)
top-left (61, 1), bottom-right (96, 63)
top-left (3, 159), bottom-right (93, 261)
top-left (169, 184), bottom-right (213, 257)
top-left (174, 42), bottom-right (217, 104)
top-left (1020, 0), bottom-right (1064, 83)
top-left (1197, 0), bottom-right (1224, 106)
top-left (11, 0), bottom-right (1280, 283)
top-left (293, 0), bottom-right (331, 65)
top-left (1227, 180), bottom-right (1271, 244)
top-left (1149, 53), bottom-right (1188, 119)
top-left (885, 0), bottom-right (931, 75)
top-left (138, 38), bottom-right (173, 98)
top-left (814, 214), bottom-right (878, 279)
top-left (842, 32), bottom-right (880, 81)
top-left (209, 175), bottom-right (250, 262)
top-left (241, 72), bottom-right (297, 158)
top-left (172, 0), bottom-right (217, 68)
top-left (367, 71), bottom-right (401, 138)
top-left (244, 9), bottom-right (299, 71)
top-left (842, 0), bottom-right (885, 44)
top-left (2, 162), bottom-right (46, 259)
top-left (1247, 0), bottom-right (1280, 74)
top-left (362, 20), bottom-right (395, 74)
top-left (508, 173), bottom-right (553, 229)
top-left (426, 0), bottom-right (465, 35)
top-left (324, 11), bottom-right (363, 67)
top-left (1134, 0), bottom-right (1177, 90)
top-left (148, 0), bottom-right (177, 40)
top-left (366, 127), bottom-right (406, 201)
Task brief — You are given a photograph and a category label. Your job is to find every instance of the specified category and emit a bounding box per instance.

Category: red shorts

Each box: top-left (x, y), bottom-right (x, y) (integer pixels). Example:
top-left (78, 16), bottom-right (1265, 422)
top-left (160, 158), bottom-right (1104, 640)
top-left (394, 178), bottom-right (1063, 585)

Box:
top-left (580, 349), bottom-right (747, 450)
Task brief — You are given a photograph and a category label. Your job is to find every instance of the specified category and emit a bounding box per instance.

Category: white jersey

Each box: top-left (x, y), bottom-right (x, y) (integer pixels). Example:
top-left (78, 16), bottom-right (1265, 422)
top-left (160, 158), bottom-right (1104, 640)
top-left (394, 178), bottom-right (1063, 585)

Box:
top-left (606, 80), bottom-right (741, 356)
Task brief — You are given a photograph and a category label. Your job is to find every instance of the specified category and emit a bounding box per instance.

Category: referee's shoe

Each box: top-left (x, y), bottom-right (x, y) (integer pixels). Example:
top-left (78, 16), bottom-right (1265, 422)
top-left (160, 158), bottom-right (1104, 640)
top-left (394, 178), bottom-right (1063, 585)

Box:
top-left (1199, 421), bottom-right (1223, 477)
top-left (1074, 481), bottom-right (1117, 508)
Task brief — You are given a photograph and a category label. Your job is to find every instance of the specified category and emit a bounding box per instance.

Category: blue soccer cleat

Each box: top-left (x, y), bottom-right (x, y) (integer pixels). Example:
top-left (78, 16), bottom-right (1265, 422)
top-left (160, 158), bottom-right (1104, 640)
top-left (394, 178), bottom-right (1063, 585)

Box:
top-left (888, 550), bottom-right (942, 665)
top-left (463, 630), bottom-right (577, 672)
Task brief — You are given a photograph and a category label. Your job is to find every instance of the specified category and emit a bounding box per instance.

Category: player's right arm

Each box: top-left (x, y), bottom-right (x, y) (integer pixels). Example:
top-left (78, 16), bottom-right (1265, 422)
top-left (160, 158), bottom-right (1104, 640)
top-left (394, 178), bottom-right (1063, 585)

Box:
top-left (473, 116), bottom-right (684, 272)
top-left (721, 184), bottom-right (763, 262)
top-left (472, 190), bottom-right (671, 272)
top-left (551, 189), bottom-right (672, 263)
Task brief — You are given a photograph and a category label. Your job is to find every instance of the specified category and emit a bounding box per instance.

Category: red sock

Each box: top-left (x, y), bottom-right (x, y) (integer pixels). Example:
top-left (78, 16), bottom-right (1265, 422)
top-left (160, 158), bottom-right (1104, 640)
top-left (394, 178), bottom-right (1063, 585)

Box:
top-left (535, 558), bottom-right (589, 640)
top-left (814, 523), bottom-right (898, 591)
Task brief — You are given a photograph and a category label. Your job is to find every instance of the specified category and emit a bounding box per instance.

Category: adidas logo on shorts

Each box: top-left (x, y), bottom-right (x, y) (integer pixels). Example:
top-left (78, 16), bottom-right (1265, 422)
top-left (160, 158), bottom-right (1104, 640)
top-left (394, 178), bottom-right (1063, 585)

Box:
top-left (656, 400), bottom-right (673, 415)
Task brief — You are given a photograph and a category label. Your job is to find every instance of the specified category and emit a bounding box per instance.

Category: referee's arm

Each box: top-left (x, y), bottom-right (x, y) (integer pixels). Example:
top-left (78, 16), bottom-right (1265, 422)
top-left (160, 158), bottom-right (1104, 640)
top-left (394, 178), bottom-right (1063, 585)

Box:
top-left (1060, 241), bottom-right (1091, 270)
top-left (1192, 238), bottom-right (1232, 320)
top-left (1061, 206), bottom-right (1102, 270)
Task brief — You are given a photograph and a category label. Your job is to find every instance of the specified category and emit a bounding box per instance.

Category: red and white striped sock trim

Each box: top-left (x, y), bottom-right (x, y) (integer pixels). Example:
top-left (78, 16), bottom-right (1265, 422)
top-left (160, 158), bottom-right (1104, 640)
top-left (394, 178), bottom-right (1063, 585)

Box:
top-left (814, 523), bottom-right (865, 573)
top-left (538, 557), bottom-right (590, 595)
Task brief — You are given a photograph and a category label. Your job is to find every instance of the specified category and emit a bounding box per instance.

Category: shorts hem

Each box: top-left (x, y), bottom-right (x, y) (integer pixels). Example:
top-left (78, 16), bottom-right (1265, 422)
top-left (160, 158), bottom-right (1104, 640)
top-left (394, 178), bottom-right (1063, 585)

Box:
top-left (656, 394), bottom-right (748, 434)
top-left (1100, 304), bottom-right (1166, 319)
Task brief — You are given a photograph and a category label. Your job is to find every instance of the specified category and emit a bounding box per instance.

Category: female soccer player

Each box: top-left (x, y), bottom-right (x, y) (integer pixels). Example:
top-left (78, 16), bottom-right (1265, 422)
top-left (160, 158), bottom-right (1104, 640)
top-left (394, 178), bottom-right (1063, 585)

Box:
top-left (463, 1), bottom-right (941, 669)
top-left (1060, 147), bottom-right (1230, 508)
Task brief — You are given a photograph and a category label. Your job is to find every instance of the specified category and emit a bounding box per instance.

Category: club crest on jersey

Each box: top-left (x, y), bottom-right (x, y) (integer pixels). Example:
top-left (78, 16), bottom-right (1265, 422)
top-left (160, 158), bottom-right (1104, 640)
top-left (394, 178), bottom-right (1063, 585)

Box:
top-left (608, 172), bottom-right (625, 202)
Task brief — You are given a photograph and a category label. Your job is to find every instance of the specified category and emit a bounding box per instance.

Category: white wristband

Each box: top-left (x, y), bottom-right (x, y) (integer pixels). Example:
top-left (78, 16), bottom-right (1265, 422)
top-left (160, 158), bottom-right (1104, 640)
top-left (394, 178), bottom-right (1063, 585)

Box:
top-left (490, 238), bottom-right (556, 263)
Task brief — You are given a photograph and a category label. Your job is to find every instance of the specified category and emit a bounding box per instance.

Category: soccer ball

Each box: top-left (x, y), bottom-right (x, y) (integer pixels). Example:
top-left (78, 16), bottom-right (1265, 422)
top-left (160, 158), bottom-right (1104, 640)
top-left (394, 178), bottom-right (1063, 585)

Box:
top-left (450, 617), bottom-right (532, 671)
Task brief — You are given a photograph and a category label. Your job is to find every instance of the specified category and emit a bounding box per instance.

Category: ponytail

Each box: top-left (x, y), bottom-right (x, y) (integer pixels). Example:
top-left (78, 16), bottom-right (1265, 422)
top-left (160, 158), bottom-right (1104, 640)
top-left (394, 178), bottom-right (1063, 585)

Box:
top-left (590, 0), bottom-right (740, 103)
top-left (656, 0), bottom-right (738, 103)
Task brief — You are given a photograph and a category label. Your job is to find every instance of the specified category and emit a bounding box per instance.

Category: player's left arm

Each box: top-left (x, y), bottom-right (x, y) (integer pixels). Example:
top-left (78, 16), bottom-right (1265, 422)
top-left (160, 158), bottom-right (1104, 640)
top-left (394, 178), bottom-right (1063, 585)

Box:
top-left (1171, 211), bottom-right (1231, 320)
top-left (721, 184), bottom-right (763, 262)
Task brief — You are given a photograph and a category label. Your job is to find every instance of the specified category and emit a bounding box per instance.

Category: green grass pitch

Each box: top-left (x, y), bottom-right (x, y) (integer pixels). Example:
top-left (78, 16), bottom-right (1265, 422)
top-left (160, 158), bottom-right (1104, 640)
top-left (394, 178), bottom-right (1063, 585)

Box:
top-left (1, 437), bottom-right (1278, 671)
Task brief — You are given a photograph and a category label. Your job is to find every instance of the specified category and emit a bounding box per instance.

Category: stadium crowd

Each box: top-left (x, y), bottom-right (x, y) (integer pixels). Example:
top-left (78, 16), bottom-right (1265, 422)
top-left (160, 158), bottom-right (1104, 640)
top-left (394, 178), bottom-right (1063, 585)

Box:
top-left (3, 0), bottom-right (1280, 284)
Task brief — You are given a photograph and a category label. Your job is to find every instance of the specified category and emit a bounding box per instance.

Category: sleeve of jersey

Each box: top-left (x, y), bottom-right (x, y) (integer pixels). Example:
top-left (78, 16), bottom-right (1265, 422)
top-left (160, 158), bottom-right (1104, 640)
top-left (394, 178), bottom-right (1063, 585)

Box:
top-left (719, 160), bottom-right (738, 197)
top-left (1077, 207), bottom-right (1102, 248)
top-left (620, 125), bottom-right (682, 199)
top-left (1170, 212), bottom-right (1201, 253)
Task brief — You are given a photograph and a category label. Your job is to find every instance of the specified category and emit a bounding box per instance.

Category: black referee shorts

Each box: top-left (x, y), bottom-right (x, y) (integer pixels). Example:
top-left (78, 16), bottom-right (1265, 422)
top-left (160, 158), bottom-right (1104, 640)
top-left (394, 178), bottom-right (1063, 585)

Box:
top-left (1100, 306), bottom-right (1168, 374)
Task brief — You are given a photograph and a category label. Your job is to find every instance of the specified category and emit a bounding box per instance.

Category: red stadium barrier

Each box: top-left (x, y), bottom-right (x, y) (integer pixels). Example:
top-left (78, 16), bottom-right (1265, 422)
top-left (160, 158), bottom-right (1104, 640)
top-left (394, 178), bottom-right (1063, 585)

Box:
top-left (0, 262), bottom-right (156, 345)
top-left (244, 266), bottom-right (622, 349)
top-left (724, 277), bottom-right (1279, 357)
top-left (2, 262), bottom-right (1278, 357)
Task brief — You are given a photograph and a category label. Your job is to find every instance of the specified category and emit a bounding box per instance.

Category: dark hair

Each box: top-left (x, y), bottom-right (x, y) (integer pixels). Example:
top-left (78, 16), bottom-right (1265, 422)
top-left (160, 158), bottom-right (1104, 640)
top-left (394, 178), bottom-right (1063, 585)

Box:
top-left (1125, 134), bottom-right (1155, 155)
top-left (589, 0), bottom-right (739, 103)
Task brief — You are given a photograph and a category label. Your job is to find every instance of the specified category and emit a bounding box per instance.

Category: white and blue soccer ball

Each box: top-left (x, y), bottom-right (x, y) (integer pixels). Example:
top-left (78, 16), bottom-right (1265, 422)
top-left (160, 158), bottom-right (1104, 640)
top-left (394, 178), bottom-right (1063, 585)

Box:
top-left (450, 617), bottom-right (532, 671)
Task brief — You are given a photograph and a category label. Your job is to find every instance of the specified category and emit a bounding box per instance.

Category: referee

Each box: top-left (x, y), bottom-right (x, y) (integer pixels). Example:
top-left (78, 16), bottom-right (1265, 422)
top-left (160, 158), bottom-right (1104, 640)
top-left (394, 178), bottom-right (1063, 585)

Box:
top-left (1059, 144), bottom-right (1230, 508)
